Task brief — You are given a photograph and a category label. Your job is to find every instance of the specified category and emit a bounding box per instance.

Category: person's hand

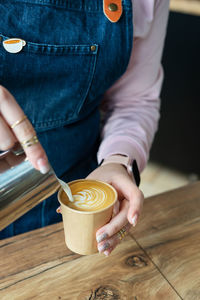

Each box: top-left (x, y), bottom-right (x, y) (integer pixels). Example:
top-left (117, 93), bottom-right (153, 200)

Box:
top-left (0, 85), bottom-right (49, 173)
top-left (86, 161), bottom-right (144, 256)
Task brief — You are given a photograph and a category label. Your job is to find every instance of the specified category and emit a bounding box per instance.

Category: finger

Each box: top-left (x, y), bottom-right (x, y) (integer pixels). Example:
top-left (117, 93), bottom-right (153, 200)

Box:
top-left (0, 159), bottom-right (10, 173)
top-left (98, 223), bottom-right (132, 255)
top-left (5, 151), bottom-right (25, 168)
top-left (104, 223), bottom-right (132, 256)
top-left (112, 200), bottom-right (120, 217)
top-left (127, 187), bottom-right (144, 226)
top-left (0, 115), bottom-right (17, 150)
top-left (0, 86), bottom-right (49, 173)
top-left (96, 199), bottom-right (129, 243)
top-left (111, 174), bottom-right (144, 226)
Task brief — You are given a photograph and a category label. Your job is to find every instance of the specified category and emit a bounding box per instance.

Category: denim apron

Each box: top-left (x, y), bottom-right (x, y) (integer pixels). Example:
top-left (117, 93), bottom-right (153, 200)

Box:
top-left (0, 0), bottom-right (133, 238)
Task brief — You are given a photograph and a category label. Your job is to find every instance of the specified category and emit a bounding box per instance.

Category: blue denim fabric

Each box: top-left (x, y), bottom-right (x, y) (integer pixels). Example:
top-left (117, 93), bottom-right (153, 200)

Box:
top-left (0, 0), bottom-right (133, 238)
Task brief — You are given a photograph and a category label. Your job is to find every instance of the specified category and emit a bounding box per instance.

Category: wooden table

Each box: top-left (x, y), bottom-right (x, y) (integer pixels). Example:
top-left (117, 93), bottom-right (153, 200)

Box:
top-left (1, 182), bottom-right (200, 300)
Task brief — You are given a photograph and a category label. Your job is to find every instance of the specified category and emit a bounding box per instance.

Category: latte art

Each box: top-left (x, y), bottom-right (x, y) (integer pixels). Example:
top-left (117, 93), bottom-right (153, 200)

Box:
top-left (62, 180), bottom-right (116, 212)
top-left (73, 188), bottom-right (108, 210)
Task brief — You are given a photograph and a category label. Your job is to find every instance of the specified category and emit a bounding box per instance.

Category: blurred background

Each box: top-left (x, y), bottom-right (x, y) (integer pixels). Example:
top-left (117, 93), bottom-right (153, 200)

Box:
top-left (141, 0), bottom-right (200, 197)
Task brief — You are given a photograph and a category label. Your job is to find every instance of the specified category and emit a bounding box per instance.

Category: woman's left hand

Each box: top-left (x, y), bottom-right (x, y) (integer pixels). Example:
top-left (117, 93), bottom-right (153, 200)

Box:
top-left (86, 162), bottom-right (144, 256)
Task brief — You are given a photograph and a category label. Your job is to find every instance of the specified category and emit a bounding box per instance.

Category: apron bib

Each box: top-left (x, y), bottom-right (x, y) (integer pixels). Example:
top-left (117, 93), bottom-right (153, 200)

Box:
top-left (0, 0), bottom-right (133, 238)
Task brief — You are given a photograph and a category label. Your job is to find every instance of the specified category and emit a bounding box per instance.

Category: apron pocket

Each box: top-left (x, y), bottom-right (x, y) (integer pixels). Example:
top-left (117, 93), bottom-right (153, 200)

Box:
top-left (0, 34), bottom-right (98, 131)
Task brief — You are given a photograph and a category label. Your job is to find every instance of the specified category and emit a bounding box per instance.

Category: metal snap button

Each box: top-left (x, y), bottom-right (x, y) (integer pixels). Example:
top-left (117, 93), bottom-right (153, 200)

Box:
top-left (90, 45), bottom-right (96, 52)
top-left (108, 3), bottom-right (118, 12)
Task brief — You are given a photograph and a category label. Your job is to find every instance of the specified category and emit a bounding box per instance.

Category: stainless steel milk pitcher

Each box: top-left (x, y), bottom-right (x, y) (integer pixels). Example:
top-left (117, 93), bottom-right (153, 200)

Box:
top-left (0, 145), bottom-right (59, 231)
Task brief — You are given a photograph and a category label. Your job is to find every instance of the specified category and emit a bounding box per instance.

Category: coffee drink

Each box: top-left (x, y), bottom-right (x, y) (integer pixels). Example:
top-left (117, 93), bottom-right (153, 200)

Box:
top-left (61, 179), bottom-right (116, 212)
top-left (58, 179), bottom-right (117, 255)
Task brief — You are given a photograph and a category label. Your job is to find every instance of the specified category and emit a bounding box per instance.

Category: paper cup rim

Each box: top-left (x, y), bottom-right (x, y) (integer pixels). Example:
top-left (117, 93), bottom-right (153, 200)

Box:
top-left (58, 179), bottom-right (118, 215)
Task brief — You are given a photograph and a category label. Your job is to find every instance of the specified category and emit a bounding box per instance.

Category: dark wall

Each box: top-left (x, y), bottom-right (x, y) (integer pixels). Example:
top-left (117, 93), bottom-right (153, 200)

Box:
top-left (150, 12), bottom-right (200, 174)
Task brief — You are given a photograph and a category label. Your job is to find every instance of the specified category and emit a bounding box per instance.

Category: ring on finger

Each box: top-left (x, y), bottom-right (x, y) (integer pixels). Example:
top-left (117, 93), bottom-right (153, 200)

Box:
top-left (20, 135), bottom-right (39, 148)
top-left (117, 227), bottom-right (127, 241)
top-left (11, 115), bottom-right (28, 129)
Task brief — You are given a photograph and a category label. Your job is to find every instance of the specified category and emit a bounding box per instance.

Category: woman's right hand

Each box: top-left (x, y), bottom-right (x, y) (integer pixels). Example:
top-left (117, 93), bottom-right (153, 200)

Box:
top-left (0, 85), bottom-right (49, 174)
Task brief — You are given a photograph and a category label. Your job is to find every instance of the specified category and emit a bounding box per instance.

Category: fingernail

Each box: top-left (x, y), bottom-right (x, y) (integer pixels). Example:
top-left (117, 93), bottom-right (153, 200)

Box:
top-left (104, 250), bottom-right (110, 257)
top-left (98, 242), bottom-right (110, 253)
top-left (56, 207), bottom-right (61, 214)
top-left (132, 213), bottom-right (138, 227)
top-left (37, 158), bottom-right (50, 174)
top-left (104, 246), bottom-right (113, 257)
top-left (96, 232), bottom-right (108, 243)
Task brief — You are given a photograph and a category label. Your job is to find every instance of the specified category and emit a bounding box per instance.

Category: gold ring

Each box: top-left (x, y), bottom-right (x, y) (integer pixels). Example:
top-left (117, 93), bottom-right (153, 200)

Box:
top-left (11, 115), bottom-right (27, 129)
top-left (20, 136), bottom-right (39, 148)
top-left (117, 227), bottom-right (127, 241)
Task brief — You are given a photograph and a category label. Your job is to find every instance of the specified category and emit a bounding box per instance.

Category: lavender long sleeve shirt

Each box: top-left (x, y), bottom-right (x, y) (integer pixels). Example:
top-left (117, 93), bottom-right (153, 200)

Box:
top-left (98, 0), bottom-right (169, 172)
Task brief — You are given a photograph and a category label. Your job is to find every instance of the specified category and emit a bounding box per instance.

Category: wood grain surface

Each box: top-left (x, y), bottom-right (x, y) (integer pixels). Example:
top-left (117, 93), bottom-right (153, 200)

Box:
top-left (0, 224), bottom-right (179, 300)
top-left (130, 182), bottom-right (200, 299)
top-left (1, 182), bottom-right (200, 299)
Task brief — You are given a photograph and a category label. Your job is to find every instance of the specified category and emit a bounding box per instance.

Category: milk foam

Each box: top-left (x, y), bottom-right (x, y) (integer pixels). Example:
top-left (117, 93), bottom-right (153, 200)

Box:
top-left (62, 180), bottom-right (116, 212)
top-left (73, 188), bottom-right (107, 210)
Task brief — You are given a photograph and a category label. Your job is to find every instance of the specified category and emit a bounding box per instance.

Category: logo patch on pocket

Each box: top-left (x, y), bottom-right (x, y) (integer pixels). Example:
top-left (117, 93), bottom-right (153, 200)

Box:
top-left (3, 38), bottom-right (26, 53)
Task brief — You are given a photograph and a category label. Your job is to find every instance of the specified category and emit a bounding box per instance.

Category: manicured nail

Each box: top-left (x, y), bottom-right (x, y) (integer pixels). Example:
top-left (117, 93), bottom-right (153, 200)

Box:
top-left (132, 214), bottom-right (138, 227)
top-left (98, 242), bottom-right (110, 253)
top-left (56, 207), bottom-right (61, 214)
top-left (37, 158), bottom-right (50, 174)
top-left (104, 250), bottom-right (110, 257)
top-left (104, 246), bottom-right (113, 257)
top-left (96, 232), bottom-right (108, 243)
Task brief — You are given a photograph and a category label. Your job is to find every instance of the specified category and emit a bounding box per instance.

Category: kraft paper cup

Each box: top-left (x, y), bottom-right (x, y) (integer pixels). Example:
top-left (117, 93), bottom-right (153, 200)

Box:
top-left (58, 179), bottom-right (117, 255)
